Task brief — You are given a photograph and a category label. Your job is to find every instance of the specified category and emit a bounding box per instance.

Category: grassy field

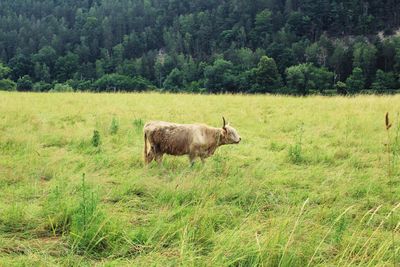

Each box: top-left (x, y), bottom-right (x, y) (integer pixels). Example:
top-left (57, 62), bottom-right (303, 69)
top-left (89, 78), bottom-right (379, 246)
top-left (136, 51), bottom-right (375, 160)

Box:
top-left (0, 92), bottom-right (399, 266)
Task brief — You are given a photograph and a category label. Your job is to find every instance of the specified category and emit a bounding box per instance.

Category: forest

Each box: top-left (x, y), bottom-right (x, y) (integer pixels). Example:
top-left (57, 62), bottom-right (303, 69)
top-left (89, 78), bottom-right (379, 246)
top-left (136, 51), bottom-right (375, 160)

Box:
top-left (1, 0), bottom-right (400, 94)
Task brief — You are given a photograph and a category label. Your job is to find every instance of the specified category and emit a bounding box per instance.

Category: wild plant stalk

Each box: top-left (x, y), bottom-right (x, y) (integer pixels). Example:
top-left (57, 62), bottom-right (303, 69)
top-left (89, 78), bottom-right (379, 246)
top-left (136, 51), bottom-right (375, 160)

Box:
top-left (307, 206), bottom-right (354, 267)
top-left (385, 112), bottom-right (397, 267)
top-left (368, 240), bottom-right (394, 267)
top-left (385, 112), bottom-right (392, 178)
top-left (278, 198), bottom-right (309, 267)
top-left (337, 205), bottom-right (381, 265)
top-left (82, 173), bottom-right (86, 230)
top-left (288, 122), bottom-right (305, 164)
top-left (354, 203), bottom-right (400, 266)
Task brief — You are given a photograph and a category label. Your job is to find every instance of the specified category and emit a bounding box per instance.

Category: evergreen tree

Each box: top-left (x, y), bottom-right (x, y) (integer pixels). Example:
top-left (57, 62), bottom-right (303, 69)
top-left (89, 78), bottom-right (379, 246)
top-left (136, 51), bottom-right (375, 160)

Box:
top-left (253, 56), bottom-right (282, 92)
top-left (163, 68), bottom-right (184, 91)
top-left (371, 70), bottom-right (397, 92)
top-left (346, 67), bottom-right (365, 93)
top-left (0, 62), bottom-right (11, 79)
top-left (286, 63), bottom-right (313, 95)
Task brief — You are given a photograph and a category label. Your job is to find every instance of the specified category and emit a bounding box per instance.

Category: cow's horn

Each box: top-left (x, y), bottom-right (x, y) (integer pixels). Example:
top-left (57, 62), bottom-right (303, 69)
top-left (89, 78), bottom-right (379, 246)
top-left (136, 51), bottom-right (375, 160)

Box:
top-left (222, 116), bottom-right (226, 128)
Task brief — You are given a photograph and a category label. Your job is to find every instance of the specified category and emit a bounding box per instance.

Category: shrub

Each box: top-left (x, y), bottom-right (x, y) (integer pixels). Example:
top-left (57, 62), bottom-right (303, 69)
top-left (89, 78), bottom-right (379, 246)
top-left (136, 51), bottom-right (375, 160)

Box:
top-left (70, 176), bottom-right (107, 254)
top-left (133, 118), bottom-right (144, 132)
top-left (110, 117), bottom-right (119, 135)
top-left (93, 74), bottom-right (131, 92)
top-left (44, 176), bottom-right (126, 256)
top-left (163, 68), bottom-right (184, 91)
top-left (285, 63), bottom-right (333, 95)
top-left (335, 81), bottom-right (347, 95)
top-left (33, 81), bottom-right (52, 92)
top-left (288, 123), bottom-right (304, 164)
top-left (42, 183), bottom-right (74, 236)
top-left (0, 203), bottom-right (31, 233)
top-left (288, 143), bottom-right (303, 164)
top-left (93, 74), bottom-right (154, 92)
top-left (91, 130), bottom-right (101, 147)
top-left (16, 75), bottom-right (33, 91)
top-left (67, 79), bottom-right (93, 91)
top-left (131, 76), bottom-right (154, 91)
top-left (0, 79), bottom-right (16, 91)
top-left (50, 83), bottom-right (74, 92)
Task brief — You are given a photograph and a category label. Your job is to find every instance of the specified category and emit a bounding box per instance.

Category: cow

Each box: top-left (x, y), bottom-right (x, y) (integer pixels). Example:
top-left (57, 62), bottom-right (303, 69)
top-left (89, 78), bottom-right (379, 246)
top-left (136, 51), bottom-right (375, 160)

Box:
top-left (143, 117), bottom-right (241, 166)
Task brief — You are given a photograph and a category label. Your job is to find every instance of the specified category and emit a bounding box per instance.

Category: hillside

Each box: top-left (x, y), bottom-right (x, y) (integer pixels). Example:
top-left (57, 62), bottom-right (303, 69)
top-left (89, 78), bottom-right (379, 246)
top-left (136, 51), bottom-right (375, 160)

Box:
top-left (1, 0), bottom-right (400, 93)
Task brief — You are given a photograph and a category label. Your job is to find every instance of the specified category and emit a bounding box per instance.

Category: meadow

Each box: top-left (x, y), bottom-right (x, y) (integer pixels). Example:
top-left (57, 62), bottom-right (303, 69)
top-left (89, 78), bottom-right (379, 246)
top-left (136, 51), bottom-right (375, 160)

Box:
top-left (0, 92), bottom-right (399, 266)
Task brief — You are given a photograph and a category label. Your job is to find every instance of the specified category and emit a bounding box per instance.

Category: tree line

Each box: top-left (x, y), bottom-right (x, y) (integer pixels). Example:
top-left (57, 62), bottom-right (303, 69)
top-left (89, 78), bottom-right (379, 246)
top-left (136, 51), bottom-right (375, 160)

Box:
top-left (1, 0), bottom-right (400, 94)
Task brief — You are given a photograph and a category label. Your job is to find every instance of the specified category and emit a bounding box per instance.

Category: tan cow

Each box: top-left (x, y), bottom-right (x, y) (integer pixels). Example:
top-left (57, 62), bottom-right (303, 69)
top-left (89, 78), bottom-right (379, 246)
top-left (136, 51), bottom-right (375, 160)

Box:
top-left (143, 117), bottom-right (241, 165)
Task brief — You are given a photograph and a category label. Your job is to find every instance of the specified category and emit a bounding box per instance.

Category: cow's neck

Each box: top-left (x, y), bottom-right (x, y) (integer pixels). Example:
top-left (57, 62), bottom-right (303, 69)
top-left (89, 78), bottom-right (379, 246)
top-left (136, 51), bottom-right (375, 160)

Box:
top-left (217, 129), bottom-right (227, 146)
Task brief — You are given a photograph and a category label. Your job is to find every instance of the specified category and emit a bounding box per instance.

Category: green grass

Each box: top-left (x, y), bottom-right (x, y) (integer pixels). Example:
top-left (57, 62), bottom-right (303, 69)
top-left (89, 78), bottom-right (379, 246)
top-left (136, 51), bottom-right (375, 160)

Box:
top-left (0, 92), bottom-right (399, 266)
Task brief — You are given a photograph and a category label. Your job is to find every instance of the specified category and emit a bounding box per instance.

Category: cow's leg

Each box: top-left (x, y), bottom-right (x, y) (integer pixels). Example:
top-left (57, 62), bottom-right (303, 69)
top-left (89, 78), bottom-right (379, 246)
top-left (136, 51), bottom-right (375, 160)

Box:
top-left (144, 134), bottom-right (154, 165)
top-left (146, 146), bottom-right (155, 164)
top-left (147, 150), bottom-right (155, 164)
top-left (189, 153), bottom-right (196, 167)
top-left (155, 153), bottom-right (163, 164)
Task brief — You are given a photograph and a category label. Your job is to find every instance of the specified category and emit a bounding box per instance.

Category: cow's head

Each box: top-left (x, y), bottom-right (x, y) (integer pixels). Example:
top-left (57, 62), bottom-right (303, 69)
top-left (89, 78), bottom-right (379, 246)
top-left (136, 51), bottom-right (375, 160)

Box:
top-left (222, 117), bottom-right (241, 144)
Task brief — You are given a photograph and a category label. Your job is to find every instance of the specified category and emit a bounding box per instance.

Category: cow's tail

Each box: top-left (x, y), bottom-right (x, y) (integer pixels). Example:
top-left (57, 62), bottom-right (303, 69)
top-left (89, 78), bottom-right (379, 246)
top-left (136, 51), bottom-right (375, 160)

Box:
top-left (144, 132), bottom-right (148, 164)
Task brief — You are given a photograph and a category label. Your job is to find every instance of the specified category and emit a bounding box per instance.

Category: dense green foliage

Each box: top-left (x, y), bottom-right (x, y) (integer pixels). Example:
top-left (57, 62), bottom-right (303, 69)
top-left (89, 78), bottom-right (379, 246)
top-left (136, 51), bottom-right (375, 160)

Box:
top-left (1, 0), bottom-right (400, 93)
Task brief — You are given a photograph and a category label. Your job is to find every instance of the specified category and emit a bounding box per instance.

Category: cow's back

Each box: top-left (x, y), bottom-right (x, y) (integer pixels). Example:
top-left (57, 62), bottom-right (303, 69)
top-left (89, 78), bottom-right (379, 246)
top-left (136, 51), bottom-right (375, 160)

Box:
top-left (145, 121), bottom-right (193, 156)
